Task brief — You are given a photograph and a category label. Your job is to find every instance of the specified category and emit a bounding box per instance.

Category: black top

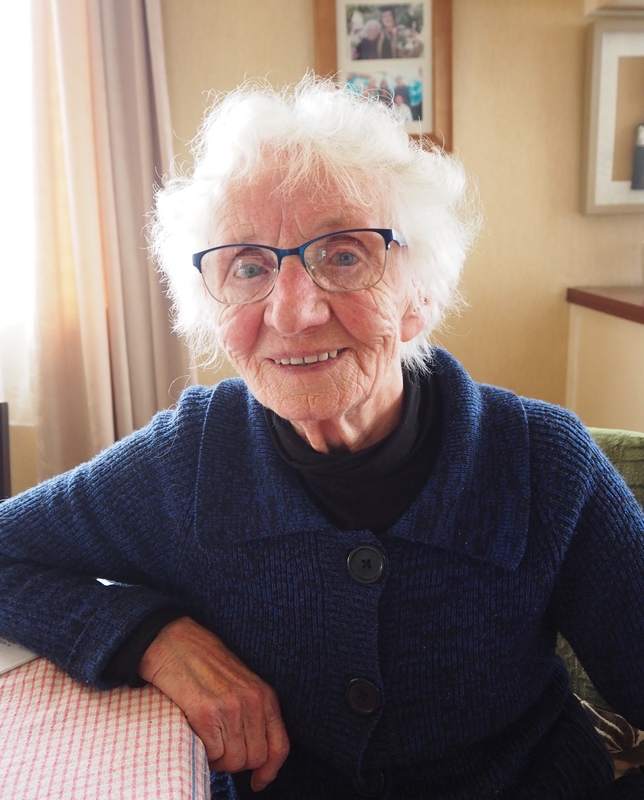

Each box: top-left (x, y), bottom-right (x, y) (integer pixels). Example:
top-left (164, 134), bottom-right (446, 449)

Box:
top-left (264, 368), bottom-right (442, 534)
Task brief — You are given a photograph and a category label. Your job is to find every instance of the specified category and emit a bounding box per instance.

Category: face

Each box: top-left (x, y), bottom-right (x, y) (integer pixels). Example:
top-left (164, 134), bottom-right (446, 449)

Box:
top-left (211, 169), bottom-right (423, 448)
top-left (365, 22), bottom-right (380, 40)
top-left (381, 9), bottom-right (395, 29)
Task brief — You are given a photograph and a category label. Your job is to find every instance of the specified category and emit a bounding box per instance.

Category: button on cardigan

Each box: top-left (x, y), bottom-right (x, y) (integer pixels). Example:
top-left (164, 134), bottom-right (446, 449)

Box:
top-left (1, 349), bottom-right (643, 799)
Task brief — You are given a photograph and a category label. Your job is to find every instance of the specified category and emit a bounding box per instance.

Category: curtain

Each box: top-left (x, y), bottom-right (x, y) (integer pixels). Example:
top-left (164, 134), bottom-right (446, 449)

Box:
top-left (32, 0), bottom-right (193, 480)
top-left (0, 4), bottom-right (36, 431)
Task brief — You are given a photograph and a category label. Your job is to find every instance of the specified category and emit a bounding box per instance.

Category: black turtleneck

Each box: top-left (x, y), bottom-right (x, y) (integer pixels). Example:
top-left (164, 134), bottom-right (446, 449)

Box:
top-left (264, 368), bottom-right (442, 534)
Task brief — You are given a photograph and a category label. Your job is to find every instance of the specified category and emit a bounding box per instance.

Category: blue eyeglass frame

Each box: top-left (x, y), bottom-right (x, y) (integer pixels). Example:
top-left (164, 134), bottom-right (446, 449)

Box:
top-left (192, 227), bottom-right (407, 284)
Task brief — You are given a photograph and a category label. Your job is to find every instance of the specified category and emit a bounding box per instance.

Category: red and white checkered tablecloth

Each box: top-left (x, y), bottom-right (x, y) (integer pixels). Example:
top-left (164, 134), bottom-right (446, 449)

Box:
top-left (0, 657), bottom-right (210, 799)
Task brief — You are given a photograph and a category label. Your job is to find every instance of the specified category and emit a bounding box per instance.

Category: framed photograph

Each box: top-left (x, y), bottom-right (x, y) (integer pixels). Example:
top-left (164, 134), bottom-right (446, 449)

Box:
top-left (313, 0), bottom-right (452, 150)
top-left (583, 17), bottom-right (644, 213)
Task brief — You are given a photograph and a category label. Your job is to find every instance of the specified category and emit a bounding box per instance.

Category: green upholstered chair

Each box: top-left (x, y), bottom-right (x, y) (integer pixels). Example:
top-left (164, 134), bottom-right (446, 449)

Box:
top-left (589, 428), bottom-right (644, 509)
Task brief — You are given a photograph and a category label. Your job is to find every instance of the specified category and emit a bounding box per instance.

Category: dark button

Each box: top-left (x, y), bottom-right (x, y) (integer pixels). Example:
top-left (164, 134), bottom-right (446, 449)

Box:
top-left (346, 677), bottom-right (381, 715)
top-left (352, 771), bottom-right (385, 797)
top-left (347, 545), bottom-right (386, 584)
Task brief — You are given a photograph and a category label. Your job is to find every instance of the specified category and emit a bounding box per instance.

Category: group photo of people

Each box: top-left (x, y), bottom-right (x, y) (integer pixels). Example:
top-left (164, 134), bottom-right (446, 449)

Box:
top-left (339, 3), bottom-right (429, 129)
top-left (347, 4), bottom-right (425, 60)
top-left (345, 68), bottom-right (423, 122)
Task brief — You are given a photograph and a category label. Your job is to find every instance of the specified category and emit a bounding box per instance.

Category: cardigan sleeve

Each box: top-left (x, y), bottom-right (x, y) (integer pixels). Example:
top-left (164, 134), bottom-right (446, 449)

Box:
top-left (0, 387), bottom-right (211, 688)
top-left (542, 417), bottom-right (644, 730)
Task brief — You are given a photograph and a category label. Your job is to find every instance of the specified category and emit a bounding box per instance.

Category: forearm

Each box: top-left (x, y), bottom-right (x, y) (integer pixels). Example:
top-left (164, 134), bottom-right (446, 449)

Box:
top-left (0, 406), bottom-right (199, 685)
top-left (0, 558), bottom-right (188, 687)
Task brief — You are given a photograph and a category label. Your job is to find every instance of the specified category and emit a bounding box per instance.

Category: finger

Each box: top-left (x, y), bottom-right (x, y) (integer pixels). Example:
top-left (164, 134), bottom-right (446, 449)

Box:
top-left (203, 725), bottom-right (225, 770)
top-left (239, 714), bottom-right (269, 770)
top-left (207, 697), bottom-right (249, 774)
top-left (241, 681), bottom-right (286, 771)
top-left (249, 713), bottom-right (290, 792)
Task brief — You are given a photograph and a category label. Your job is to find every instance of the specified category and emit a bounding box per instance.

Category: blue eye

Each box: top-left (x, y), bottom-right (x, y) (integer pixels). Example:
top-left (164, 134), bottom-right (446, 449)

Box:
top-left (334, 251), bottom-right (359, 267)
top-left (229, 248), bottom-right (275, 280)
top-left (313, 243), bottom-right (363, 269)
top-left (235, 262), bottom-right (267, 279)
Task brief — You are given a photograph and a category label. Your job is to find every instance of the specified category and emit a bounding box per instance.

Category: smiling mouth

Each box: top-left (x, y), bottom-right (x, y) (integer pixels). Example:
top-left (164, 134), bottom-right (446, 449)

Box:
top-left (273, 350), bottom-right (339, 366)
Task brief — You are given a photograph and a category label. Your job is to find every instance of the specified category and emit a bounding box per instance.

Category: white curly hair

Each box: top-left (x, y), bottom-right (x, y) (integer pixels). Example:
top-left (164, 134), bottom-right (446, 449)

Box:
top-left (150, 75), bottom-right (479, 372)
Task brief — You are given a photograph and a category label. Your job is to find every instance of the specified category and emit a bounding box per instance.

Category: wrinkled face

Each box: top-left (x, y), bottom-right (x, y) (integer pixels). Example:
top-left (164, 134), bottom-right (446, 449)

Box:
top-left (211, 169), bottom-right (423, 433)
top-left (365, 21), bottom-right (381, 40)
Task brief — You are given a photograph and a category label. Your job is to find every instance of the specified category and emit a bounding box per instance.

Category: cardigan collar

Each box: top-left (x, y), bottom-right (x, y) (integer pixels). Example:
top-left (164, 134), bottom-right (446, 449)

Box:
top-left (195, 349), bottom-right (530, 571)
top-left (389, 349), bottom-right (531, 570)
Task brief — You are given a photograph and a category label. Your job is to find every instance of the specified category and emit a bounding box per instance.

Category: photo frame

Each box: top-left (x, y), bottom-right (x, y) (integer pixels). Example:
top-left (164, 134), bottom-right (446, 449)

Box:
top-left (313, 0), bottom-right (452, 151)
top-left (583, 17), bottom-right (644, 213)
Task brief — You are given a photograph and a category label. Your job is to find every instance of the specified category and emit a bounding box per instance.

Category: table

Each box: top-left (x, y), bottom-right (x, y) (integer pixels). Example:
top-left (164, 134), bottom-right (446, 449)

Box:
top-left (0, 657), bottom-right (210, 799)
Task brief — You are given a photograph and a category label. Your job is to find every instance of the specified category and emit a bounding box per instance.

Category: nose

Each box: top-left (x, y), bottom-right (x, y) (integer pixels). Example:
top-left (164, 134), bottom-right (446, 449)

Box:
top-left (263, 255), bottom-right (330, 335)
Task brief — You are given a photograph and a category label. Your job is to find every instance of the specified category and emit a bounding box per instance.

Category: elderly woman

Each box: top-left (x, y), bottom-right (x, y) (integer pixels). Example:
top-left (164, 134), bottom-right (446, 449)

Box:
top-left (355, 18), bottom-right (383, 60)
top-left (1, 78), bottom-right (644, 800)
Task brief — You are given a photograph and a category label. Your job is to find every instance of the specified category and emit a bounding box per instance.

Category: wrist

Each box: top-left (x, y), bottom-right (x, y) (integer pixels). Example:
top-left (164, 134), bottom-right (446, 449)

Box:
top-left (138, 615), bottom-right (192, 684)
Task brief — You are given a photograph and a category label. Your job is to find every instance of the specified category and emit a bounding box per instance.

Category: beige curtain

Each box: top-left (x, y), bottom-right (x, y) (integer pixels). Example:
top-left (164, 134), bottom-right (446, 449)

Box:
top-left (32, 0), bottom-right (192, 480)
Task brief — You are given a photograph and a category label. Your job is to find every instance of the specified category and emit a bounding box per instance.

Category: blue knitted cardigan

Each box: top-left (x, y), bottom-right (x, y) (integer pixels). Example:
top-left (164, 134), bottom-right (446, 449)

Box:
top-left (1, 349), bottom-right (644, 799)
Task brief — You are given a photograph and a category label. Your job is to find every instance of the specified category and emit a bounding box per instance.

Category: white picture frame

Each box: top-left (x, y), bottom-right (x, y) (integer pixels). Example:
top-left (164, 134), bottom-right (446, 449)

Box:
top-left (583, 17), bottom-right (644, 213)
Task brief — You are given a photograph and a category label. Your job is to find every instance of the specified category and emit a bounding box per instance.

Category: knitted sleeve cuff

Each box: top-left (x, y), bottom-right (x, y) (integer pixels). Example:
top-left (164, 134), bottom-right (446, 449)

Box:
top-left (102, 607), bottom-right (189, 688)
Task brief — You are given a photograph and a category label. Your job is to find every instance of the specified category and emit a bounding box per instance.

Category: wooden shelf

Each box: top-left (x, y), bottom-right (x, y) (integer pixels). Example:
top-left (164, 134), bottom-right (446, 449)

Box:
top-left (566, 285), bottom-right (644, 325)
top-left (586, 0), bottom-right (644, 11)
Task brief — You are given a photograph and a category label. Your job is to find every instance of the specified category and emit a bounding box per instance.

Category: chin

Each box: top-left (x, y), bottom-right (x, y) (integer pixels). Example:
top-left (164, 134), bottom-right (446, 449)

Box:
top-left (263, 389), bottom-right (355, 424)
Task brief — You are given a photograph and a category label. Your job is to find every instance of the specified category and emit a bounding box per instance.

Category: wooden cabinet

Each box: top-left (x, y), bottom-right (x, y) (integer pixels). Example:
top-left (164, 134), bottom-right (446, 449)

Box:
top-left (566, 286), bottom-right (644, 433)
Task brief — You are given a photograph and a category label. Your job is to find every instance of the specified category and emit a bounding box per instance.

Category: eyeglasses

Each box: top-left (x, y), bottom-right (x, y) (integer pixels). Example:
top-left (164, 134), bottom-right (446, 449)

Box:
top-left (192, 228), bottom-right (407, 306)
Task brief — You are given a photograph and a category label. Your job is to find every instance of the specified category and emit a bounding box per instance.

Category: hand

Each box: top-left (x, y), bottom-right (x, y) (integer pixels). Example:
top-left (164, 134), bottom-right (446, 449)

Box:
top-left (139, 616), bottom-right (290, 792)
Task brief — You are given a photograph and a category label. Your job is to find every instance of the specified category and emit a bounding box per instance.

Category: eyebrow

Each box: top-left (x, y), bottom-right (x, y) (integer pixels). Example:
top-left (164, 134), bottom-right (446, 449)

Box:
top-left (312, 218), bottom-right (354, 236)
top-left (223, 217), bottom-right (371, 246)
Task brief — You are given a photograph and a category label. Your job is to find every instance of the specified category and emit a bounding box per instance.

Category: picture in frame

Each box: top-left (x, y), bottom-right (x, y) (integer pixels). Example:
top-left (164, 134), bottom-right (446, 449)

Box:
top-left (583, 17), bottom-right (644, 214)
top-left (313, 0), bottom-right (452, 151)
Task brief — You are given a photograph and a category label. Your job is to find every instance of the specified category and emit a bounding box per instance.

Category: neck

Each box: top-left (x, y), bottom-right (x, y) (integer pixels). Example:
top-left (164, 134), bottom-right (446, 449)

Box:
top-left (289, 380), bottom-right (405, 454)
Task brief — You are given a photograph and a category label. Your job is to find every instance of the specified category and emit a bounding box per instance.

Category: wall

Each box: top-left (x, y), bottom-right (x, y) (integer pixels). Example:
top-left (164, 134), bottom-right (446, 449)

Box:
top-left (9, 426), bottom-right (37, 496)
top-left (161, 0), bottom-right (316, 167)
top-left (160, 0), bottom-right (644, 404)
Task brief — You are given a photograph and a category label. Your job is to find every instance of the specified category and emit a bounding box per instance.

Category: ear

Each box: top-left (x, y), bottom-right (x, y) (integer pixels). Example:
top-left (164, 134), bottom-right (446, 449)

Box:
top-left (400, 300), bottom-right (426, 343)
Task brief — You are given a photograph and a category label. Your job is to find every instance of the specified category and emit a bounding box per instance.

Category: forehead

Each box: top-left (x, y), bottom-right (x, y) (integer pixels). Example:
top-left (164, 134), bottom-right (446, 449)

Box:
top-left (215, 168), bottom-right (386, 244)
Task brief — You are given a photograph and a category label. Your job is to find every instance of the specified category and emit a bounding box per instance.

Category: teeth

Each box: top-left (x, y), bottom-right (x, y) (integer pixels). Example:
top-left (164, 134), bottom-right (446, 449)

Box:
top-left (275, 350), bottom-right (339, 366)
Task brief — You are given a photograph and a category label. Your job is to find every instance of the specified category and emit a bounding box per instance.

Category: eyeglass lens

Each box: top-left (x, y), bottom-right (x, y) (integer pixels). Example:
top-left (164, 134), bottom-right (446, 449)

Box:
top-left (199, 230), bottom-right (389, 305)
